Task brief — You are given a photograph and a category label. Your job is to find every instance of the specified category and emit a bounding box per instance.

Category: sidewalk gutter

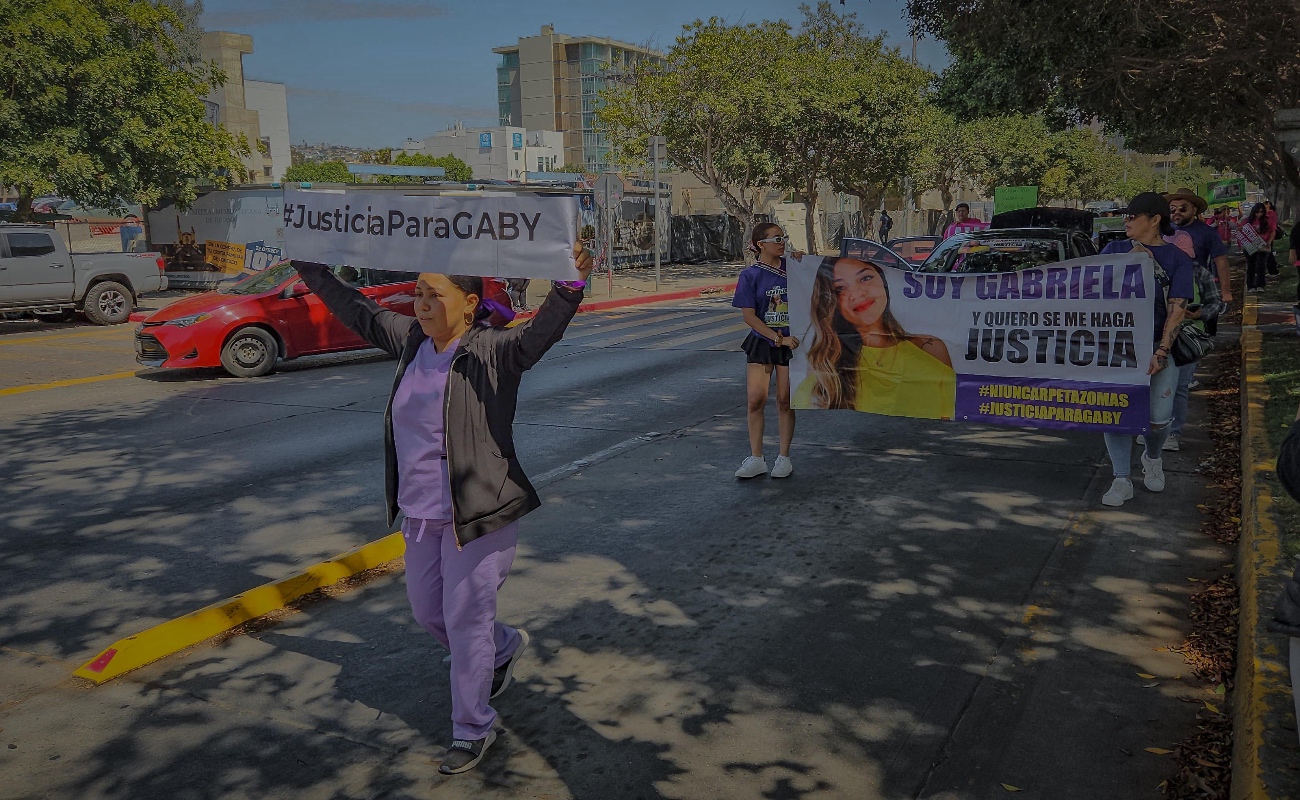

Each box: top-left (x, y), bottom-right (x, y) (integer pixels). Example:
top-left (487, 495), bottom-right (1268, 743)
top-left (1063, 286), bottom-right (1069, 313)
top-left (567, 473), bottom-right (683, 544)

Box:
top-left (73, 533), bottom-right (405, 684)
top-left (1231, 294), bottom-right (1292, 799)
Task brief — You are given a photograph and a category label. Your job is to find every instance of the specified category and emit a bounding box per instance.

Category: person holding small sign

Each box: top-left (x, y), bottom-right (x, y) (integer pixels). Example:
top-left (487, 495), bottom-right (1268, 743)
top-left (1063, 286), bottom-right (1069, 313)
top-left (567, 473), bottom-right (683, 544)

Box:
top-left (1098, 193), bottom-right (1194, 507)
top-left (292, 243), bottom-right (593, 775)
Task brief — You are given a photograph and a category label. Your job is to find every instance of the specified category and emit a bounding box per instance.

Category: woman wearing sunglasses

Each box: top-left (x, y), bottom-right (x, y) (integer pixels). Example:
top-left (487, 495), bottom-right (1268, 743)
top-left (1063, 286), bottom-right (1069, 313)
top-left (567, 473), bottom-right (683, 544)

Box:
top-left (733, 222), bottom-right (803, 479)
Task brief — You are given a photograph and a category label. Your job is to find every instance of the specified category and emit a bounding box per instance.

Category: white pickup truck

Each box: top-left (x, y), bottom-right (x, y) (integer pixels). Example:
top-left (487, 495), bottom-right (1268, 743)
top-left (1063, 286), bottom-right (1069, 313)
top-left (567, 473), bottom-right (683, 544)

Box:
top-left (0, 223), bottom-right (168, 325)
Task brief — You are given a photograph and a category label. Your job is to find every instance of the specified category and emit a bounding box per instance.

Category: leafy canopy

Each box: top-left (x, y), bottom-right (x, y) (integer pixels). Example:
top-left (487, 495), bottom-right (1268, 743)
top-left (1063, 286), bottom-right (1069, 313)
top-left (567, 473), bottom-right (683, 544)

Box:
top-left (0, 0), bottom-right (245, 216)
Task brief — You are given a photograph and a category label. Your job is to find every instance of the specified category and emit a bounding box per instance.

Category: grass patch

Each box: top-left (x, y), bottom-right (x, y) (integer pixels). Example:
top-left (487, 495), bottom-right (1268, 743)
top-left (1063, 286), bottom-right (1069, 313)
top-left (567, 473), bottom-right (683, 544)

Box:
top-left (1259, 326), bottom-right (1300, 560)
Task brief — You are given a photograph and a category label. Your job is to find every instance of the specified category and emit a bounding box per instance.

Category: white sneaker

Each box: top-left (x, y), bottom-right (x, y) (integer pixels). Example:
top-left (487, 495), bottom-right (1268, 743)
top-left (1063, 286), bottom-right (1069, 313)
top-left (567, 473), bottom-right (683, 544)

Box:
top-left (1102, 477), bottom-right (1134, 506)
top-left (1141, 452), bottom-right (1166, 492)
top-left (735, 456), bottom-right (767, 479)
top-left (770, 455), bottom-right (793, 478)
top-left (1135, 435), bottom-right (1146, 447)
top-left (1163, 433), bottom-right (1180, 452)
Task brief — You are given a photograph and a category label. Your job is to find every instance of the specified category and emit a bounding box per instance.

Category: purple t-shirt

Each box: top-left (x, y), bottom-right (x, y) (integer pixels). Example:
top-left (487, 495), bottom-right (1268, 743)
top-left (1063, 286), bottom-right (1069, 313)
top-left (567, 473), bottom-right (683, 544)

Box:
top-left (733, 261), bottom-right (789, 338)
top-left (1174, 219), bottom-right (1228, 269)
top-left (391, 337), bottom-right (459, 520)
top-left (1101, 240), bottom-right (1195, 343)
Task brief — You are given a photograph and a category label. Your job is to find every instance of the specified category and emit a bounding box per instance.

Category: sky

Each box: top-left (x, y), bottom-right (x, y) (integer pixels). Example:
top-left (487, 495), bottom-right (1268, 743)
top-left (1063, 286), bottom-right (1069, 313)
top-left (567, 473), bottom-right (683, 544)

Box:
top-left (200, 0), bottom-right (949, 148)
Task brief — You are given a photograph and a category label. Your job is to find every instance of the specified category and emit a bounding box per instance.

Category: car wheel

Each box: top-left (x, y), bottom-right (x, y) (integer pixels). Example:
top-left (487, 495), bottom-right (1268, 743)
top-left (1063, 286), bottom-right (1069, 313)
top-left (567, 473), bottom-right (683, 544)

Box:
top-left (83, 281), bottom-right (132, 325)
top-left (220, 327), bottom-right (279, 378)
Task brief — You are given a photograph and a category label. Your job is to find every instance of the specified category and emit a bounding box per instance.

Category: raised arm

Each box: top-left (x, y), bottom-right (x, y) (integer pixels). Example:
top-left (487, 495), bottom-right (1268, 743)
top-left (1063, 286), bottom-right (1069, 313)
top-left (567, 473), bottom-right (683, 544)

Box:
top-left (492, 241), bottom-right (594, 374)
top-left (291, 261), bottom-right (414, 359)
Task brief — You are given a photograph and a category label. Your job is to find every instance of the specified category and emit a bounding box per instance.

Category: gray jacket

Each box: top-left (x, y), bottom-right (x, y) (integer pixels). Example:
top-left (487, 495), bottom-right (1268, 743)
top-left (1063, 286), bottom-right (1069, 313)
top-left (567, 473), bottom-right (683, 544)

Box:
top-left (293, 262), bottom-right (582, 546)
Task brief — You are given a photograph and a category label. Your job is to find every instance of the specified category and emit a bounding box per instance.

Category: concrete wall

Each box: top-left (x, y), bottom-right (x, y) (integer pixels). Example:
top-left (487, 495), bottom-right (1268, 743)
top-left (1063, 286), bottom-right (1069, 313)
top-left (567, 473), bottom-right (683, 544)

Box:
top-left (517, 33), bottom-right (556, 132)
top-left (243, 81), bottom-right (290, 182)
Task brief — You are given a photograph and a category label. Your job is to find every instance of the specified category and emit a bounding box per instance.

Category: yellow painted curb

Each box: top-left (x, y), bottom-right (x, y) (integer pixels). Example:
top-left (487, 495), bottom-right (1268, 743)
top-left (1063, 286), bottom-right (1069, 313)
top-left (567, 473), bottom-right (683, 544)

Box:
top-left (1230, 293), bottom-right (1289, 800)
top-left (74, 532), bottom-right (406, 684)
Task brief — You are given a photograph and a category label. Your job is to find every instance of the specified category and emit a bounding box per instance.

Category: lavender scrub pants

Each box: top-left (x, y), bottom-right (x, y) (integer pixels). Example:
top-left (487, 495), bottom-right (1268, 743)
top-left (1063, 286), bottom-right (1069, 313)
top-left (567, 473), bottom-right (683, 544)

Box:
top-left (403, 517), bottom-right (524, 741)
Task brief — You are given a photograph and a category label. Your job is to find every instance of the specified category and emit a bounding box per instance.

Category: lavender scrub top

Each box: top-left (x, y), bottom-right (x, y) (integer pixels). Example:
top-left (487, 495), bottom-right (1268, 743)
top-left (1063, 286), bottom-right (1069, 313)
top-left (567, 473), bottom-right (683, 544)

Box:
top-left (391, 337), bottom-right (460, 520)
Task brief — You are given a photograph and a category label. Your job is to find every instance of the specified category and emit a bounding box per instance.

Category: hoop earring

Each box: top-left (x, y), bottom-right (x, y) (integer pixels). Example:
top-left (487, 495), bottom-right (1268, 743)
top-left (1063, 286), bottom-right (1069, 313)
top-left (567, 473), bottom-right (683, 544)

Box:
top-left (464, 311), bottom-right (474, 326)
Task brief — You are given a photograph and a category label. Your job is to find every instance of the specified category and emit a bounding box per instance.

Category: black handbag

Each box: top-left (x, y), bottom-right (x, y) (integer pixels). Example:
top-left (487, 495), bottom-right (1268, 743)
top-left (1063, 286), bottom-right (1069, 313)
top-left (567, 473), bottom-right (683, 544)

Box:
top-left (1171, 322), bottom-right (1214, 366)
top-left (1268, 251), bottom-right (1281, 275)
top-left (1153, 260), bottom-right (1214, 366)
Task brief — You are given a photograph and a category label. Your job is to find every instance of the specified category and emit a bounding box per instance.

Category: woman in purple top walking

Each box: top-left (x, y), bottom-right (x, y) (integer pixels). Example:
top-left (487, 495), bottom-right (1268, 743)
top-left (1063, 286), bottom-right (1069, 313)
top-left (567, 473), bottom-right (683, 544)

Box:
top-left (733, 222), bottom-right (801, 479)
top-left (293, 242), bottom-right (593, 775)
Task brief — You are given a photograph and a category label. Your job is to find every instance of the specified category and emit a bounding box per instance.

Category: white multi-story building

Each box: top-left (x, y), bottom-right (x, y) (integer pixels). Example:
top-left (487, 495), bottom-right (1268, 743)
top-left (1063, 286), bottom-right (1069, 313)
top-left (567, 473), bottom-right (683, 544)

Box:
top-left (404, 124), bottom-right (565, 182)
top-left (243, 80), bottom-right (291, 183)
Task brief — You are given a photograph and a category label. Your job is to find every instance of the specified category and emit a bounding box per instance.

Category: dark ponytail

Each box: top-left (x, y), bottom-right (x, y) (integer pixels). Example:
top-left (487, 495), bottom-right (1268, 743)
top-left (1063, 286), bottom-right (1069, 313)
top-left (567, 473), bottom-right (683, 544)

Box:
top-left (447, 275), bottom-right (492, 324)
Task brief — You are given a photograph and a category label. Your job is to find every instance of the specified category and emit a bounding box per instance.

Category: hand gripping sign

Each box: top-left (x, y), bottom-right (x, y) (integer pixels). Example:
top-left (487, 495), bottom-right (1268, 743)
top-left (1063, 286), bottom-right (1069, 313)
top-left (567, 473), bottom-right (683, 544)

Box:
top-left (281, 188), bottom-right (581, 280)
top-left (787, 252), bottom-right (1157, 433)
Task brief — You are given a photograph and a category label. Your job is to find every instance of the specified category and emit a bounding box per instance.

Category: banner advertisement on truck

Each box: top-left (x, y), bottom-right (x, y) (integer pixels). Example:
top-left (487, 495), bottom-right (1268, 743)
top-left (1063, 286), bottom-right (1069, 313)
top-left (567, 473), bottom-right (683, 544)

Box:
top-left (147, 188), bottom-right (285, 286)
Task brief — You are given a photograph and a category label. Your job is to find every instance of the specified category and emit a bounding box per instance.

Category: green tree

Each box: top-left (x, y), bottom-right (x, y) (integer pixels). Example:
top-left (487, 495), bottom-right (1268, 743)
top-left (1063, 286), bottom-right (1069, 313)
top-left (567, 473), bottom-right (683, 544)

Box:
top-left (906, 0), bottom-right (1299, 194)
top-left (282, 160), bottom-right (354, 183)
top-left (0, 0), bottom-right (246, 220)
top-left (597, 17), bottom-right (788, 233)
top-left (554, 163), bottom-right (589, 174)
top-left (380, 152), bottom-right (472, 183)
top-left (907, 108), bottom-right (976, 219)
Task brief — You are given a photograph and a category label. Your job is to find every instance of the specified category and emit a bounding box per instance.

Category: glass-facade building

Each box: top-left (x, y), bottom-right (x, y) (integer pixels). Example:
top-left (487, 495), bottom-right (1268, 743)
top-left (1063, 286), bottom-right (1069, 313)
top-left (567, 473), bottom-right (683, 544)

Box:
top-left (494, 27), bottom-right (662, 173)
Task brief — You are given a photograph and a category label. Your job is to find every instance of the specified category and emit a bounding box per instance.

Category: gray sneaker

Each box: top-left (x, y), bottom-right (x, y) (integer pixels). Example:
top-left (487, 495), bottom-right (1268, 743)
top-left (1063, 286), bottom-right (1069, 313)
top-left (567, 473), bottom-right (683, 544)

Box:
top-left (1101, 477), bottom-right (1134, 506)
top-left (439, 731), bottom-right (497, 775)
top-left (1141, 452), bottom-right (1166, 492)
top-left (770, 455), bottom-right (793, 478)
top-left (490, 629), bottom-right (530, 699)
top-left (1163, 433), bottom-right (1180, 452)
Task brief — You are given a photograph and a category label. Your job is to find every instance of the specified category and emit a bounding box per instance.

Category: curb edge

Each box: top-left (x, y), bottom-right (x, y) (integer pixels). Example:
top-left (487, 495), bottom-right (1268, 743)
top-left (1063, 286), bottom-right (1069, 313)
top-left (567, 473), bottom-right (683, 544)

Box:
top-left (73, 533), bottom-right (406, 684)
top-left (1231, 293), bottom-right (1287, 799)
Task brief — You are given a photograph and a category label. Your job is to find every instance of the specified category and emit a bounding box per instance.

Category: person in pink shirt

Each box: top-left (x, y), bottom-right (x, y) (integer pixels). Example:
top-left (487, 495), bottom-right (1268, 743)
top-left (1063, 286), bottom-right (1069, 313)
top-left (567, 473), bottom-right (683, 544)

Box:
top-left (943, 203), bottom-right (990, 239)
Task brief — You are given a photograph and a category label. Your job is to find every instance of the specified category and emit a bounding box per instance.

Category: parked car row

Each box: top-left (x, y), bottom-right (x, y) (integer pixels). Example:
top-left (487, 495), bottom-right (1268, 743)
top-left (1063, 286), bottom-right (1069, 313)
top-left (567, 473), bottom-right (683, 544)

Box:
top-left (135, 262), bottom-right (513, 378)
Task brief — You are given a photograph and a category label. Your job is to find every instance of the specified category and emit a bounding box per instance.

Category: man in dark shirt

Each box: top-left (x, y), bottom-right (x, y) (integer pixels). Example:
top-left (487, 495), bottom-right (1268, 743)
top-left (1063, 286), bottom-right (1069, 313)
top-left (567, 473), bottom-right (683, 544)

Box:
top-left (1166, 188), bottom-right (1233, 307)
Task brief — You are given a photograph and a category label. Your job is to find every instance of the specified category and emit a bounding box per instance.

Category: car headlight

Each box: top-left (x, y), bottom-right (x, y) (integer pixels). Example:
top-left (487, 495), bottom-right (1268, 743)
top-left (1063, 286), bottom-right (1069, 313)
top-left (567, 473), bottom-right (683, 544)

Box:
top-left (167, 313), bottom-right (211, 328)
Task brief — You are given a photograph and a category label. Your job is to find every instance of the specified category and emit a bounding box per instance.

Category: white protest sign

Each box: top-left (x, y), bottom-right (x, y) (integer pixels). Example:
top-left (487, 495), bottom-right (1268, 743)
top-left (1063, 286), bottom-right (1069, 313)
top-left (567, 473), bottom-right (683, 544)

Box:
top-left (281, 189), bottom-right (580, 280)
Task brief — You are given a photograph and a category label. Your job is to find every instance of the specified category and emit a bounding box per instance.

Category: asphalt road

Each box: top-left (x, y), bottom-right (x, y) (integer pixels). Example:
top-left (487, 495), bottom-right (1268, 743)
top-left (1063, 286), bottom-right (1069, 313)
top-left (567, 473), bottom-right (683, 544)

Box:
top-left (0, 298), bottom-right (1232, 799)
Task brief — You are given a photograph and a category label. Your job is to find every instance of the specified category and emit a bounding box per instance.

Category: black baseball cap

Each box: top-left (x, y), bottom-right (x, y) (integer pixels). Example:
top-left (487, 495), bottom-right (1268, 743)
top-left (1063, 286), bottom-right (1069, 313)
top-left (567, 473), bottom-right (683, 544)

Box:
top-left (1120, 192), bottom-right (1175, 234)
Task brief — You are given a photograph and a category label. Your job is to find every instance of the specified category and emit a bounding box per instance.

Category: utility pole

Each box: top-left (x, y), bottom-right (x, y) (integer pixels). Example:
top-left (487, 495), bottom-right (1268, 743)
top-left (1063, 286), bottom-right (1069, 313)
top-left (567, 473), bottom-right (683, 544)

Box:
top-left (649, 135), bottom-right (666, 291)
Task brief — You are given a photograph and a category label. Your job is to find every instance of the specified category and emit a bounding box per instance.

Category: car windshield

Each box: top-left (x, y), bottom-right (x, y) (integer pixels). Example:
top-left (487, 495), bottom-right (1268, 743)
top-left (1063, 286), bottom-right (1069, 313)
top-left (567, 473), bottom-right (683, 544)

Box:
top-left (221, 261), bottom-right (298, 295)
top-left (922, 236), bottom-right (1066, 273)
top-left (890, 238), bottom-right (939, 264)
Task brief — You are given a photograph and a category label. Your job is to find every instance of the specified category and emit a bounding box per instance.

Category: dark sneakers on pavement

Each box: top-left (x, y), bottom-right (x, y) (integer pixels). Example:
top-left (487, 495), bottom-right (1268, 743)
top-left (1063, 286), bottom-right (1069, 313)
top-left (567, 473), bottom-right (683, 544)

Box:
top-left (490, 628), bottom-right (530, 700)
top-left (439, 730), bottom-right (497, 775)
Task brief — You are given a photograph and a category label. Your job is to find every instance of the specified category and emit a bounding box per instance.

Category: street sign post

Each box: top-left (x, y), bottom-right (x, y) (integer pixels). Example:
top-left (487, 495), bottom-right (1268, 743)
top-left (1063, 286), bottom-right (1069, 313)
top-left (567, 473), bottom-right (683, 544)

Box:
top-left (594, 173), bottom-right (623, 297)
top-left (649, 136), bottom-right (667, 291)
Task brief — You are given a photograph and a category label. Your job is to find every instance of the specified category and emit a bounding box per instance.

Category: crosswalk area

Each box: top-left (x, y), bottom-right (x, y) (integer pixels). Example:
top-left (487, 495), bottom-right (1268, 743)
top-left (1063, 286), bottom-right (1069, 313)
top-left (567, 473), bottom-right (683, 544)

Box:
top-left (560, 298), bottom-right (750, 352)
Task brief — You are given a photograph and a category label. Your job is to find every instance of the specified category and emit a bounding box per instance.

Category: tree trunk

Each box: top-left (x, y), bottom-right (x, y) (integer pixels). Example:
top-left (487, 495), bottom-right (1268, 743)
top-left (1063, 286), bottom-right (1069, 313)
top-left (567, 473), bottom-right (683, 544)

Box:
top-left (803, 184), bottom-right (819, 256)
top-left (14, 188), bottom-right (33, 223)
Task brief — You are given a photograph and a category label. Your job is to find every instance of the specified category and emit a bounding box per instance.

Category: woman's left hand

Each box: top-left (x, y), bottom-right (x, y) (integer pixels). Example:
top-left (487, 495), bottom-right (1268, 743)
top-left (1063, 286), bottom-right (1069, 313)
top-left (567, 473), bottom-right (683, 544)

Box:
top-left (787, 335), bottom-right (800, 350)
top-left (573, 240), bottom-right (595, 282)
top-left (1148, 352), bottom-right (1167, 375)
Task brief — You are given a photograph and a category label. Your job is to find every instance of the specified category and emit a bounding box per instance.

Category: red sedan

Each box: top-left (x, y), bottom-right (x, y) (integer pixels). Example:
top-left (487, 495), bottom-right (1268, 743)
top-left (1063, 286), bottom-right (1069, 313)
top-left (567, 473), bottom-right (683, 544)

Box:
top-left (135, 262), bottom-right (511, 377)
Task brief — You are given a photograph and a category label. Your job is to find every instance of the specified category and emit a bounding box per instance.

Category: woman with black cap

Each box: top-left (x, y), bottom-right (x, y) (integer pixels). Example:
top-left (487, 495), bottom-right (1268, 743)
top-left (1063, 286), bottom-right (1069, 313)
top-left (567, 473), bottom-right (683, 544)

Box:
top-left (1097, 192), bottom-right (1195, 507)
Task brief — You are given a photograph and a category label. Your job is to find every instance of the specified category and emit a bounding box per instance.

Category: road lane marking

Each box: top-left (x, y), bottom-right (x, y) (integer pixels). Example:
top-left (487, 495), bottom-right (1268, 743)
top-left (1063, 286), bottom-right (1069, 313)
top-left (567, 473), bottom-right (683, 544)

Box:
top-left (0, 371), bottom-right (137, 397)
top-left (645, 322), bottom-right (750, 350)
top-left (561, 311), bottom-right (679, 339)
top-left (595, 315), bottom-right (734, 347)
top-left (0, 328), bottom-right (133, 346)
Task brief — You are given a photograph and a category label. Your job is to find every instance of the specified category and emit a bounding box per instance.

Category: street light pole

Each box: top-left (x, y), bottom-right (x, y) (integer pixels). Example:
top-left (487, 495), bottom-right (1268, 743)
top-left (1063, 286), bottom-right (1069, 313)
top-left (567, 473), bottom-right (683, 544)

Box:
top-left (649, 135), bottom-right (666, 292)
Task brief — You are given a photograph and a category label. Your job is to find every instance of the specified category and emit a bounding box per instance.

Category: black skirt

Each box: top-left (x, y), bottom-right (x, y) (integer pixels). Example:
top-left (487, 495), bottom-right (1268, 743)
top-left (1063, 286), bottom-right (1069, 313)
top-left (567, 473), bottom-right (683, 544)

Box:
top-left (742, 333), bottom-right (793, 365)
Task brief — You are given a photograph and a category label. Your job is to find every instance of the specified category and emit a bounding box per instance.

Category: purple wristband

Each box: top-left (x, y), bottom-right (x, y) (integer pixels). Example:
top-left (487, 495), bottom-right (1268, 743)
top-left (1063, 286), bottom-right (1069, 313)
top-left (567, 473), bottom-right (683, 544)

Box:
top-left (556, 280), bottom-right (587, 290)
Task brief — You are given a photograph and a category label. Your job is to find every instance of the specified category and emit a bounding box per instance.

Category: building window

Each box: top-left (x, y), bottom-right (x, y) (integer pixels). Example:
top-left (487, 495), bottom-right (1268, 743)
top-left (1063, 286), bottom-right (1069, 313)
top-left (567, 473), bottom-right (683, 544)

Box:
top-left (263, 166), bottom-right (272, 177)
top-left (514, 151), bottom-right (518, 161)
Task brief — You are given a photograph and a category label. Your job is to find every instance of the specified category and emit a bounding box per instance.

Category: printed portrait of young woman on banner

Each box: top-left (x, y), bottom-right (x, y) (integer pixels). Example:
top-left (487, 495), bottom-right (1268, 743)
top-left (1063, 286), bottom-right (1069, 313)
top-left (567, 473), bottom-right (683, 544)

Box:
top-left (794, 258), bottom-right (956, 419)
top-left (786, 253), bottom-right (1158, 434)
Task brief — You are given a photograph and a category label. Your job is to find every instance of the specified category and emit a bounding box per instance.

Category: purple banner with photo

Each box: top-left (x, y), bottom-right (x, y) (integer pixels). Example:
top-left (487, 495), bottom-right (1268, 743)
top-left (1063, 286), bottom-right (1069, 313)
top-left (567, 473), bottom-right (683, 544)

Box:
top-left (956, 375), bottom-right (1150, 433)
